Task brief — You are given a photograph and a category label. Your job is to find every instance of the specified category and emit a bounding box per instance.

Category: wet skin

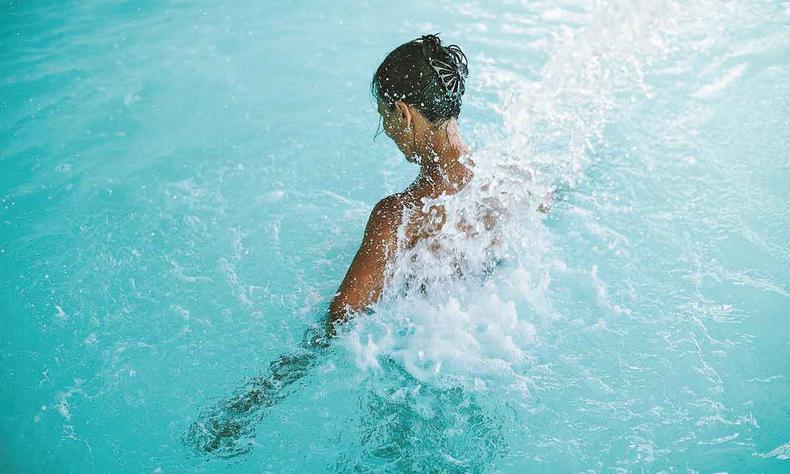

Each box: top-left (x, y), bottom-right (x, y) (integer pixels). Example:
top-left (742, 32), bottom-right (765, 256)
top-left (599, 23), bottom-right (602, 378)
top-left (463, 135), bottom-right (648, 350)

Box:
top-left (326, 99), bottom-right (472, 334)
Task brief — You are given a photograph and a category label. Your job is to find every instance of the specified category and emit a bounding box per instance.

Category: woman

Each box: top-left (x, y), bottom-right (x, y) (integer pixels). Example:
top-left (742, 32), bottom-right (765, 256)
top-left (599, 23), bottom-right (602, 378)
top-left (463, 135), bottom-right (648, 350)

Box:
top-left (328, 34), bottom-right (472, 334)
top-left (187, 34), bottom-right (473, 456)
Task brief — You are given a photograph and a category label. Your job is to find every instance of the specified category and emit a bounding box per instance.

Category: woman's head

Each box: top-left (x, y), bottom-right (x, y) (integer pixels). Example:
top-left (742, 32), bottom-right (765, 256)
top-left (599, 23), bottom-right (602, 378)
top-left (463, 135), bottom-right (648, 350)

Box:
top-left (372, 35), bottom-right (468, 159)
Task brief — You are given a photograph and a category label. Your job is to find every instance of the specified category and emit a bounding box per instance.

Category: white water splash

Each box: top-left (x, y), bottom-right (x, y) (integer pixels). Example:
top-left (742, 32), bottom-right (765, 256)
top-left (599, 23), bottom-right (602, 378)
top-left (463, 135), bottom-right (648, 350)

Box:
top-left (755, 441), bottom-right (790, 460)
top-left (344, 0), bottom-right (725, 391)
top-left (693, 63), bottom-right (748, 99)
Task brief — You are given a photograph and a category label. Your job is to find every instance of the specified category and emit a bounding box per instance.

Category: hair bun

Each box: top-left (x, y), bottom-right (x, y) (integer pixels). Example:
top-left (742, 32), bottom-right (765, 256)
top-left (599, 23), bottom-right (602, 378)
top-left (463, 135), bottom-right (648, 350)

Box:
top-left (420, 34), bottom-right (443, 57)
top-left (420, 34), bottom-right (468, 99)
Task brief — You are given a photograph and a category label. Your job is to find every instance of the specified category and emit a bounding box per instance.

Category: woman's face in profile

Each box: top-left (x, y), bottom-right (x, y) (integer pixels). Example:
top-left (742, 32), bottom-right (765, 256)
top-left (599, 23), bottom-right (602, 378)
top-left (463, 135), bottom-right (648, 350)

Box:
top-left (377, 98), bottom-right (415, 160)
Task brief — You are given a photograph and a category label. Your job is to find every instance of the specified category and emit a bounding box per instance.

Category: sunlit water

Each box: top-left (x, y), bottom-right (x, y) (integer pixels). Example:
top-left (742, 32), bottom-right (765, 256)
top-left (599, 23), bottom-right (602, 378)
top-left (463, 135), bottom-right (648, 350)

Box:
top-left (1, 0), bottom-right (788, 472)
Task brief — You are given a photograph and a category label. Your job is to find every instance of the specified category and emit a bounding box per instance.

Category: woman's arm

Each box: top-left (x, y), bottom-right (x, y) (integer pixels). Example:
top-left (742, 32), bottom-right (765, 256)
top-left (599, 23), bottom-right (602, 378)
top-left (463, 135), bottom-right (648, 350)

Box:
top-left (185, 196), bottom-right (404, 457)
top-left (327, 194), bottom-right (402, 334)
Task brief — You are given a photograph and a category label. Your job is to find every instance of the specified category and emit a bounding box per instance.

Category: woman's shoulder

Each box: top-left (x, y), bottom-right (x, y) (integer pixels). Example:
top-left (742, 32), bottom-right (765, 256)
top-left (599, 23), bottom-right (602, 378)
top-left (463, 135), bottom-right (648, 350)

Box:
top-left (374, 190), bottom-right (425, 214)
top-left (373, 193), bottom-right (405, 215)
top-left (364, 194), bottom-right (407, 238)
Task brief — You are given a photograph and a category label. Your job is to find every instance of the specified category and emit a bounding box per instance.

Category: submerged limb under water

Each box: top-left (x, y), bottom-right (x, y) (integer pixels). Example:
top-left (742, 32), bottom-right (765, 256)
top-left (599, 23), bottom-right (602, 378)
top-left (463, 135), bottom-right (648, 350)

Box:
top-left (184, 325), bottom-right (330, 457)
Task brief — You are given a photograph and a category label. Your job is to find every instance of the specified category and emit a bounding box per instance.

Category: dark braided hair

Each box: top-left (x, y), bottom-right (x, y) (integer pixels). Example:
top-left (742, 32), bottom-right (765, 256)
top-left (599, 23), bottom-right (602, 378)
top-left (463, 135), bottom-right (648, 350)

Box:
top-left (372, 34), bottom-right (469, 124)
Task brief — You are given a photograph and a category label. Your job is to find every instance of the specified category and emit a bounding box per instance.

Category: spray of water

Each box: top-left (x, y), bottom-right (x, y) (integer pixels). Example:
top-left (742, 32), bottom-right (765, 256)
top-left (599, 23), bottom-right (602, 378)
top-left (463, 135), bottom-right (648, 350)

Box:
top-left (343, 0), bottom-right (717, 394)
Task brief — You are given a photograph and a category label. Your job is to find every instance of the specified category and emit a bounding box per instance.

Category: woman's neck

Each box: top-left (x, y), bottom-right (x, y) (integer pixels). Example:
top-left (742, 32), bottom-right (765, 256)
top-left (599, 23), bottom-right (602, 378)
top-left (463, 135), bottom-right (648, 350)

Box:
top-left (413, 120), bottom-right (471, 193)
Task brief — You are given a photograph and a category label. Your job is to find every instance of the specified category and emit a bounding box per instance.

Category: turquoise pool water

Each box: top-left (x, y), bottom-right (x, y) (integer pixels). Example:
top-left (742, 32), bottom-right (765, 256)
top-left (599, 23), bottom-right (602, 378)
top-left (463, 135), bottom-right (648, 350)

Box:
top-left (2, 0), bottom-right (788, 472)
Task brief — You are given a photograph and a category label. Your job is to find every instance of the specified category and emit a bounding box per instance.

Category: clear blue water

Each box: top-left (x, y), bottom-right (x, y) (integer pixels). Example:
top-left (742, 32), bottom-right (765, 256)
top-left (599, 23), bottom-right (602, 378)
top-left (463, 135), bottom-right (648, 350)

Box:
top-left (2, 0), bottom-right (789, 472)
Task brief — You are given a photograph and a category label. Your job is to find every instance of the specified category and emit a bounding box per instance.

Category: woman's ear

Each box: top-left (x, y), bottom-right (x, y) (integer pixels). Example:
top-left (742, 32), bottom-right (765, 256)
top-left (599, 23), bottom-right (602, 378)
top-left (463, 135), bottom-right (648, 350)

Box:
top-left (394, 101), bottom-right (412, 130)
